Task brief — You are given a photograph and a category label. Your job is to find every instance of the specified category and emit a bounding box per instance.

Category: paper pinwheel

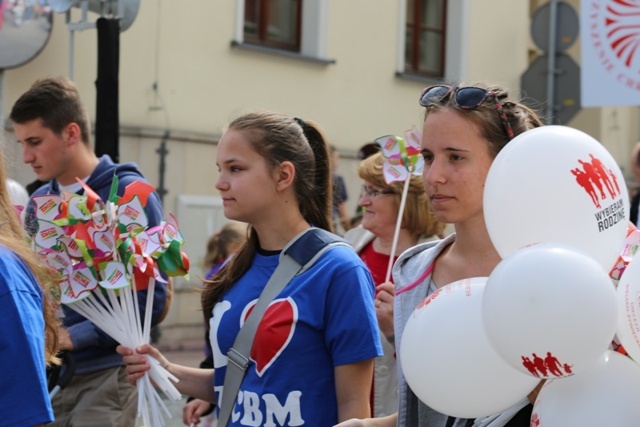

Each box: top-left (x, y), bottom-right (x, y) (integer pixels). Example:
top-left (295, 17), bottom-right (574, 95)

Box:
top-left (31, 176), bottom-right (189, 427)
top-left (375, 126), bottom-right (424, 185)
top-left (374, 126), bottom-right (424, 282)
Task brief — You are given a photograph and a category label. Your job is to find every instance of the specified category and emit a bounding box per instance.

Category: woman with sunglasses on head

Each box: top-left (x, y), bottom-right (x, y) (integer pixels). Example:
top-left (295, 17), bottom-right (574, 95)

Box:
top-left (344, 151), bottom-right (445, 418)
top-left (335, 84), bottom-right (544, 427)
top-left (118, 111), bottom-right (382, 426)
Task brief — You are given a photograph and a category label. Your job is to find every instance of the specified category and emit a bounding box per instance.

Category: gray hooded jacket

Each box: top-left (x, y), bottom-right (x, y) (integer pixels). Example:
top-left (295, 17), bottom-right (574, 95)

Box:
top-left (392, 234), bottom-right (472, 427)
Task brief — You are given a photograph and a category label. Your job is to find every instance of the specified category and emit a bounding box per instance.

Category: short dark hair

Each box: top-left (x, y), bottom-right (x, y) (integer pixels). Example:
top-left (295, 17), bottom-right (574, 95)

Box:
top-left (10, 77), bottom-right (91, 145)
top-left (357, 142), bottom-right (380, 160)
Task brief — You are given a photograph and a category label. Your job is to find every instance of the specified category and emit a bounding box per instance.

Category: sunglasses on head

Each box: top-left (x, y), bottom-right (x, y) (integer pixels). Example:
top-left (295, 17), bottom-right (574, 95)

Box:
top-left (419, 85), bottom-right (514, 141)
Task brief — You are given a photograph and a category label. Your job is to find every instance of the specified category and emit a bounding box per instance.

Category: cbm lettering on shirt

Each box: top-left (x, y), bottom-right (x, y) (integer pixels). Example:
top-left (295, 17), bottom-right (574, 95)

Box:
top-left (215, 385), bottom-right (305, 427)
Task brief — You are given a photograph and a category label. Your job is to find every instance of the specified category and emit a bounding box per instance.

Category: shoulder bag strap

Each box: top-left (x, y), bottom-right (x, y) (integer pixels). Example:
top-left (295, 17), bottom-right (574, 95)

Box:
top-left (217, 228), bottom-right (348, 427)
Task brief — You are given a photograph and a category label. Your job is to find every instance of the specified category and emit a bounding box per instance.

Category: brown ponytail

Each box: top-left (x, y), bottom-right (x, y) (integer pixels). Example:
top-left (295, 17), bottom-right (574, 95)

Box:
top-left (202, 112), bottom-right (333, 319)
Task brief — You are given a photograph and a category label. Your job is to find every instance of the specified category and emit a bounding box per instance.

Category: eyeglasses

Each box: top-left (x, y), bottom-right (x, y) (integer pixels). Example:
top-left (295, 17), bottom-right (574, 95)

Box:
top-left (361, 185), bottom-right (395, 199)
top-left (419, 85), bottom-right (514, 141)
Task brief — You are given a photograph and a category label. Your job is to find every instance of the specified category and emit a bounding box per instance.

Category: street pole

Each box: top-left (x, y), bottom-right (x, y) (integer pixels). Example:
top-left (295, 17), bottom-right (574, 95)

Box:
top-left (0, 69), bottom-right (4, 131)
top-left (546, 0), bottom-right (558, 125)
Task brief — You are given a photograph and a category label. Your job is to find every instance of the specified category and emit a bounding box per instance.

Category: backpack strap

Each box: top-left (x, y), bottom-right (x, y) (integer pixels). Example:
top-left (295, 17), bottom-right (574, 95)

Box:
top-left (217, 227), bottom-right (350, 427)
top-left (286, 227), bottom-right (350, 274)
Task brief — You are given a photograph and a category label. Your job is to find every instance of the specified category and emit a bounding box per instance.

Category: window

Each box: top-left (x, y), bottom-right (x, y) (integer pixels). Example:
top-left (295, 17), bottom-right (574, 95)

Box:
top-left (405, 0), bottom-right (447, 78)
top-left (244, 0), bottom-right (302, 52)
top-left (233, 0), bottom-right (333, 64)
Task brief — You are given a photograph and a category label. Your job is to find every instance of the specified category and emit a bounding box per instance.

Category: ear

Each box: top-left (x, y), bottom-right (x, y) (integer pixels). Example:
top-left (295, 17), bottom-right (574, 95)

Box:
top-left (274, 161), bottom-right (296, 192)
top-left (62, 122), bottom-right (82, 147)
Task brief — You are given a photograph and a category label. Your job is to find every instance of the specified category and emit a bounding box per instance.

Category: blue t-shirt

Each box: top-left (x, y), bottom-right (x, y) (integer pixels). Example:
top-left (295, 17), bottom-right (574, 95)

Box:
top-left (0, 245), bottom-right (54, 426)
top-left (209, 245), bottom-right (382, 426)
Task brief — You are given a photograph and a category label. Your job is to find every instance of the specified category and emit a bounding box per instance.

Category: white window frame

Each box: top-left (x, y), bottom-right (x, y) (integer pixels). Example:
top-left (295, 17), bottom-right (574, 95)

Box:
top-left (234, 0), bottom-right (333, 63)
top-left (396, 0), bottom-right (469, 82)
top-left (174, 195), bottom-right (226, 289)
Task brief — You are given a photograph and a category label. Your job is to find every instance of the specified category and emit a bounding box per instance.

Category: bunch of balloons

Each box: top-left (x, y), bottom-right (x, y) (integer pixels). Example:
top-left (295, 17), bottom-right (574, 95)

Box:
top-left (401, 126), bottom-right (640, 425)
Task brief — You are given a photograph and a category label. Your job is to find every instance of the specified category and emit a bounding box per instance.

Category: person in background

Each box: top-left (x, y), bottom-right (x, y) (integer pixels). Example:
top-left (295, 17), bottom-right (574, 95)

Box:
top-left (0, 145), bottom-right (60, 427)
top-left (119, 111), bottom-right (382, 426)
top-left (357, 142), bottom-right (381, 161)
top-left (26, 178), bottom-right (46, 196)
top-left (336, 83), bottom-right (545, 427)
top-left (628, 142), bottom-right (640, 227)
top-left (182, 220), bottom-right (248, 426)
top-left (203, 220), bottom-right (248, 280)
top-left (344, 151), bottom-right (445, 417)
top-left (10, 76), bottom-right (168, 427)
top-left (349, 142), bottom-right (382, 228)
top-left (330, 144), bottom-right (351, 234)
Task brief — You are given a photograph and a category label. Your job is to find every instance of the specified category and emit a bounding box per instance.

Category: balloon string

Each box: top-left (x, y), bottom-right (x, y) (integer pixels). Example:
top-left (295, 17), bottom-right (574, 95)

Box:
top-left (385, 178), bottom-right (411, 283)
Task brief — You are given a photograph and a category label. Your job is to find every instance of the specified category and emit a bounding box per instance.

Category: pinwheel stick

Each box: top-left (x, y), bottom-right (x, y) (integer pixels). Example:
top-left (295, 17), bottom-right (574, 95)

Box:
top-left (142, 279), bottom-right (155, 345)
top-left (31, 180), bottom-right (188, 427)
top-left (65, 283), bottom-right (179, 427)
top-left (385, 177), bottom-right (411, 283)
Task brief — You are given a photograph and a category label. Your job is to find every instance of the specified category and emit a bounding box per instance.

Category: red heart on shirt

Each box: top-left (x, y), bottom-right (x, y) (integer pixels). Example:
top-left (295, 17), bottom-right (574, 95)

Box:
top-left (245, 297), bottom-right (298, 376)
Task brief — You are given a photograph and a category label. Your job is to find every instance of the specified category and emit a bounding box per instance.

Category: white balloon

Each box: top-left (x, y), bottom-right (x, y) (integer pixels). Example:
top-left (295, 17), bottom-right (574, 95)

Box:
top-left (615, 251), bottom-right (640, 364)
top-left (400, 277), bottom-right (539, 419)
top-left (532, 351), bottom-right (640, 426)
top-left (484, 125), bottom-right (628, 272)
top-left (483, 242), bottom-right (618, 379)
top-left (6, 178), bottom-right (29, 208)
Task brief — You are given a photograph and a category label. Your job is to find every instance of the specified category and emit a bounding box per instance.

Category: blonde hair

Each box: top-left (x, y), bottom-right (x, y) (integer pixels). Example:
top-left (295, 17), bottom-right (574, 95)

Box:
top-left (358, 152), bottom-right (445, 238)
top-left (0, 152), bottom-right (60, 365)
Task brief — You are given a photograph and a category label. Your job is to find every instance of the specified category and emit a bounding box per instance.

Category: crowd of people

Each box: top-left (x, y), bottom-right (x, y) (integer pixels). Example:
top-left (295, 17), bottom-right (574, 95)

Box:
top-left (3, 75), bottom-right (629, 427)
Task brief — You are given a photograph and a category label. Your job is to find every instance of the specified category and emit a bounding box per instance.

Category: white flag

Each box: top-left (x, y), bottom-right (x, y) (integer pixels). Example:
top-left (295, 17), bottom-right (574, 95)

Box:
top-left (580, 0), bottom-right (640, 107)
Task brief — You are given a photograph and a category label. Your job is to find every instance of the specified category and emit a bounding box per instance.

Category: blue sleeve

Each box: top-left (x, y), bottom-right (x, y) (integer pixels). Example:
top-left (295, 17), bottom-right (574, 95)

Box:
top-left (66, 315), bottom-right (105, 349)
top-left (0, 254), bottom-right (54, 426)
top-left (23, 183), bottom-right (53, 237)
top-left (323, 247), bottom-right (383, 366)
top-left (335, 175), bottom-right (348, 204)
top-left (23, 198), bottom-right (37, 236)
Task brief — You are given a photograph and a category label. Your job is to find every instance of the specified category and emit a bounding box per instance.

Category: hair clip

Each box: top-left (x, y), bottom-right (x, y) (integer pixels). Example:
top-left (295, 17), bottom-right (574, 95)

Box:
top-left (294, 117), bottom-right (306, 128)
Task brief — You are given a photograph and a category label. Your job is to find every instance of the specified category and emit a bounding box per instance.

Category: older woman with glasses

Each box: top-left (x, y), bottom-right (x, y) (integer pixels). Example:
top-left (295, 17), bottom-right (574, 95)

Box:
top-left (336, 83), bottom-right (544, 427)
top-left (344, 151), bottom-right (445, 418)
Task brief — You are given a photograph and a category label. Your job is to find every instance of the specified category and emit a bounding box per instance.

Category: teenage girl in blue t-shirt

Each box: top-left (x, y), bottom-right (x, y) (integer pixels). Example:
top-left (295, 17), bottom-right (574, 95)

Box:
top-left (118, 111), bottom-right (382, 427)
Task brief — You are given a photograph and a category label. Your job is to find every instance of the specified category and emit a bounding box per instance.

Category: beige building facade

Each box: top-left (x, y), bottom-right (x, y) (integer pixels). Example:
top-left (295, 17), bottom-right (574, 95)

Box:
top-left (1, 0), bottom-right (638, 342)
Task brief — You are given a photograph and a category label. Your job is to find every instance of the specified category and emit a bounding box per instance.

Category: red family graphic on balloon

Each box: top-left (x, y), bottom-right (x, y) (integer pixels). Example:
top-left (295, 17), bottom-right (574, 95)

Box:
top-left (521, 351), bottom-right (573, 378)
top-left (530, 412), bottom-right (540, 427)
top-left (570, 153), bottom-right (621, 209)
